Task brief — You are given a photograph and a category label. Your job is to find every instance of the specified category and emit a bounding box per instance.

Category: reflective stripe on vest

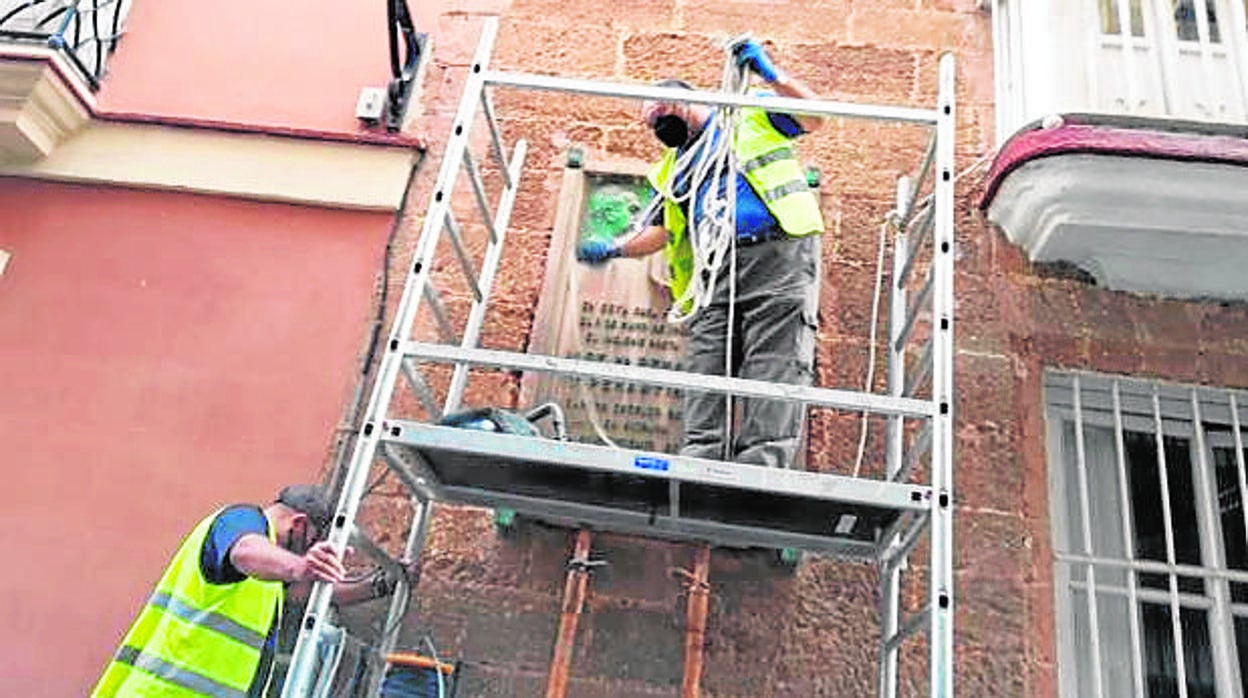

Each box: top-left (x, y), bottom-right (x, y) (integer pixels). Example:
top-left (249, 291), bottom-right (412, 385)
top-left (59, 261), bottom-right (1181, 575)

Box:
top-left (761, 179), bottom-right (810, 203)
top-left (114, 646), bottom-right (249, 698)
top-left (91, 509), bottom-right (283, 698)
top-left (148, 591), bottom-right (268, 651)
top-left (739, 146), bottom-right (795, 174)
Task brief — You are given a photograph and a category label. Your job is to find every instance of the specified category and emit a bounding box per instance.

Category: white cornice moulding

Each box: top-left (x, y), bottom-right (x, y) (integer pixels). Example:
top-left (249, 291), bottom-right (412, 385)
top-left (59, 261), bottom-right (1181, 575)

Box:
top-left (0, 120), bottom-right (417, 211)
top-left (0, 50), bottom-right (92, 163)
top-left (1, 47), bottom-right (415, 211)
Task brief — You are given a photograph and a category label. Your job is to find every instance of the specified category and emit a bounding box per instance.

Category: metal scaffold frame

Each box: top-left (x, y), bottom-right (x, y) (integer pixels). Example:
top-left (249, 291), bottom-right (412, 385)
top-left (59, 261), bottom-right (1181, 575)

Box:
top-left (280, 17), bottom-right (956, 697)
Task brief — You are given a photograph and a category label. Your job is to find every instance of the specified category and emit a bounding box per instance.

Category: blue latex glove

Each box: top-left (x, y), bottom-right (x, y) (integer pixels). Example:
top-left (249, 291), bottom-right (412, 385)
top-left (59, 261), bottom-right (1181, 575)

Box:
top-left (577, 239), bottom-right (620, 264)
top-left (734, 39), bottom-right (781, 83)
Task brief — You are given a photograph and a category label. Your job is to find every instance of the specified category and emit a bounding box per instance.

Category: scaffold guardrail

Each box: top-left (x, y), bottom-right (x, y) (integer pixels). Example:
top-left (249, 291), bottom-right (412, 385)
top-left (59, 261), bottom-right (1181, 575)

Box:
top-left (280, 16), bottom-right (957, 698)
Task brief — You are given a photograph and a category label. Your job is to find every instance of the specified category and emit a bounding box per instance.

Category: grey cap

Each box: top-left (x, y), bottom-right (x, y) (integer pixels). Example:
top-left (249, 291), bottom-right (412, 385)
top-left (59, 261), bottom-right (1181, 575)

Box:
top-left (276, 484), bottom-right (334, 533)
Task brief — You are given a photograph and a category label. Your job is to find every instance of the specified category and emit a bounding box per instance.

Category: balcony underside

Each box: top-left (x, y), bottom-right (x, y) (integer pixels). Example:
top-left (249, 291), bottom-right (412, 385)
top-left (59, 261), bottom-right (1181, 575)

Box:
top-left (0, 48), bottom-right (91, 165)
top-left (983, 115), bottom-right (1248, 301)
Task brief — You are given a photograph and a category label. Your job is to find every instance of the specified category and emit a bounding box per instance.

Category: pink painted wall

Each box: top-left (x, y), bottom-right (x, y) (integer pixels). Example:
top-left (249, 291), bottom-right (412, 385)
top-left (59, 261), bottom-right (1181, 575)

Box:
top-left (0, 179), bottom-right (392, 696)
top-left (96, 0), bottom-right (439, 137)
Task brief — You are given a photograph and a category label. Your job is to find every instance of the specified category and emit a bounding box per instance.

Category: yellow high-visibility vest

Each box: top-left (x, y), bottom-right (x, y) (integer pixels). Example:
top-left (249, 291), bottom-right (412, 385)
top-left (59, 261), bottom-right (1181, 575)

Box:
top-left (92, 509), bottom-right (283, 697)
top-left (647, 106), bottom-right (825, 311)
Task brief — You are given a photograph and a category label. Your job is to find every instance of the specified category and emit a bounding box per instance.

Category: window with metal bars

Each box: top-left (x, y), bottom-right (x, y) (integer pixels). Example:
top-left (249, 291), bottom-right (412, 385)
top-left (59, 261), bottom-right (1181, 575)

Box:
top-left (1045, 371), bottom-right (1248, 697)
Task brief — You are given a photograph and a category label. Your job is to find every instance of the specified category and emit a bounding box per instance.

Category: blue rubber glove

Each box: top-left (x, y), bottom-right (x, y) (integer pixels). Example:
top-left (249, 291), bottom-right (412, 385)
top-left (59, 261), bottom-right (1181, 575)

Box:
top-left (734, 39), bottom-right (781, 83)
top-left (577, 239), bottom-right (620, 264)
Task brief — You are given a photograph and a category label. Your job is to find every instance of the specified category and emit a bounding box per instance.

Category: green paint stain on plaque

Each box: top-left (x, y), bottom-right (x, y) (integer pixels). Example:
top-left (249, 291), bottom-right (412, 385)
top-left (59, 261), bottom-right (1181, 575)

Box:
top-left (580, 175), bottom-right (654, 244)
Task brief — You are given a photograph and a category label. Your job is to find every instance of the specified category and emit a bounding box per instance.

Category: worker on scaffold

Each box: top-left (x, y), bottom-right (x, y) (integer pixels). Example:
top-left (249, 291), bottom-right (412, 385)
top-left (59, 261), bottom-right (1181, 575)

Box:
top-left (578, 39), bottom-right (825, 470)
top-left (92, 484), bottom-right (416, 697)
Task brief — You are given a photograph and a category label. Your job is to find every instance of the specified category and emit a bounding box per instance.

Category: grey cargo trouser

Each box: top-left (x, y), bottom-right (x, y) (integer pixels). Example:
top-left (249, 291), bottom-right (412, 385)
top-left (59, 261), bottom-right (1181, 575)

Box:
top-left (678, 234), bottom-right (821, 469)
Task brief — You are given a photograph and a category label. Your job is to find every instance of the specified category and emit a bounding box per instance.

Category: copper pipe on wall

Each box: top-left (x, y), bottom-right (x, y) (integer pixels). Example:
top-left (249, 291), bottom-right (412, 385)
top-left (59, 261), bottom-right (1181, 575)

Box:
top-left (544, 529), bottom-right (594, 698)
top-left (681, 544), bottom-right (712, 698)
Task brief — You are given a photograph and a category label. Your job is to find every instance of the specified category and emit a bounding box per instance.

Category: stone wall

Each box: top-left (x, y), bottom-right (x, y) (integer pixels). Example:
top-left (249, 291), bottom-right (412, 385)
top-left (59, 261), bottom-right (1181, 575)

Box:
top-left (346, 1), bottom-right (1248, 695)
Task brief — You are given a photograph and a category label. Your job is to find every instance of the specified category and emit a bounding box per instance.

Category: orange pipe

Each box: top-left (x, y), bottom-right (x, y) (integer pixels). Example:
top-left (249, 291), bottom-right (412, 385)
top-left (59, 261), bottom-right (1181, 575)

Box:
top-left (681, 544), bottom-right (712, 698)
top-left (545, 529), bottom-right (593, 698)
top-left (384, 652), bottom-right (455, 675)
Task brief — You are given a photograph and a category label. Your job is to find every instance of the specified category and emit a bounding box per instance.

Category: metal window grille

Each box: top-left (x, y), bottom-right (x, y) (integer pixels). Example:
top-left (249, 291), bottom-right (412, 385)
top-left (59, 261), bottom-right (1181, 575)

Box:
top-left (0, 0), bottom-right (132, 89)
top-left (1045, 371), bottom-right (1248, 698)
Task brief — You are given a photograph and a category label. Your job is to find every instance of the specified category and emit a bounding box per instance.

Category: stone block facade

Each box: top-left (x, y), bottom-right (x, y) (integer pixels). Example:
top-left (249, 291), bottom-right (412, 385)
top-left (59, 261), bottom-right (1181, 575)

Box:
top-left (342, 1), bottom-right (1248, 695)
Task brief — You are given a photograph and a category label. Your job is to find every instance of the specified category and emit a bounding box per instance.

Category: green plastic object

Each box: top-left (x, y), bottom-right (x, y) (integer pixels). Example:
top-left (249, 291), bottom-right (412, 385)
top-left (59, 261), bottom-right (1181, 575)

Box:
top-left (805, 166), bottom-right (821, 189)
top-left (777, 547), bottom-right (801, 568)
top-left (494, 507), bottom-right (517, 529)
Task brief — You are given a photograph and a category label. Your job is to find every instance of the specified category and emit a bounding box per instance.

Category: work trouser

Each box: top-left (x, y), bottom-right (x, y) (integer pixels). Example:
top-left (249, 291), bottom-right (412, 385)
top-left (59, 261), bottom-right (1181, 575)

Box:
top-left (679, 234), bottom-right (821, 469)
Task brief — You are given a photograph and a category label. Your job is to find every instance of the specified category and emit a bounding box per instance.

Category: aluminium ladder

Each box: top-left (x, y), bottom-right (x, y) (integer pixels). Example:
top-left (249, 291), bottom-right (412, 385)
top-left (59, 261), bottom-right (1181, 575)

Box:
top-left (280, 17), bottom-right (957, 697)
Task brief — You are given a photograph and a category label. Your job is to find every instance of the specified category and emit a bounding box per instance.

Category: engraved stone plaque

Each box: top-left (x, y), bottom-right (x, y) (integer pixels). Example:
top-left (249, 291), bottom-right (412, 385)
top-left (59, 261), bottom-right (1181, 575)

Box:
top-left (527, 165), bottom-right (686, 453)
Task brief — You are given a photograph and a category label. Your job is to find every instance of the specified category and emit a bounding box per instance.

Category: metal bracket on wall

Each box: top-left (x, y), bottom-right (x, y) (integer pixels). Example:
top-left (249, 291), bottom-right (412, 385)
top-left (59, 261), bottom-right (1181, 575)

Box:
top-left (384, 0), bottom-right (426, 132)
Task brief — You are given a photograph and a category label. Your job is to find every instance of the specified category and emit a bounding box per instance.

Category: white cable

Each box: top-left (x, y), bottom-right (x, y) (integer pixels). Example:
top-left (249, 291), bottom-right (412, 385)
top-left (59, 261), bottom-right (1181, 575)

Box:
top-left (718, 52), bottom-right (746, 460)
top-left (422, 636), bottom-right (446, 698)
top-left (851, 217), bottom-right (891, 478)
top-left (563, 251), bottom-right (621, 449)
top-left (906, 150), bottom-right (996, 220)
top-left (849, 149), bottom-right (996, 477)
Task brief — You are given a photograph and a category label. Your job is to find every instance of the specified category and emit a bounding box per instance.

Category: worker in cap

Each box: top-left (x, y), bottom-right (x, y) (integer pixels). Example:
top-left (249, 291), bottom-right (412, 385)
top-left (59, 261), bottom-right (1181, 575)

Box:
top-left (577, 39), bottom-right (826, 470)
top-left (92, 483), bottom-right (416, 697)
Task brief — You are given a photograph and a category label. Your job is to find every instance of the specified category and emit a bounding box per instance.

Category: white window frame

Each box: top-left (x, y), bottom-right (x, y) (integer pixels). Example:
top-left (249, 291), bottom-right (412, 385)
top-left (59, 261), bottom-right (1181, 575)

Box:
top-left (991, 0), bottom-right (1248, 141)
top-left (1045, 370), bottom-right (1248, 698)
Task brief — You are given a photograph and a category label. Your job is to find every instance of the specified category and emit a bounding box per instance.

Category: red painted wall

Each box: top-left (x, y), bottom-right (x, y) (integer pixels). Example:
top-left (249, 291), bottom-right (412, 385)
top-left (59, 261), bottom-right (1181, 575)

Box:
top-left (96, 0), bottom-right (439, 137)
top-left (0, 179), bottom-right (391, 696)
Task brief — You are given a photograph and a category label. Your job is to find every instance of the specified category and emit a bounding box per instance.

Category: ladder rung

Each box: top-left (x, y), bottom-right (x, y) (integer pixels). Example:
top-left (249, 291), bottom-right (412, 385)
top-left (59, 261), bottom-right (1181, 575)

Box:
top-left (480, 90), bottom-right (512, 189)
top-left (443, 212), bottom-right (483, 301)
top-left (444, 139), bottom-right (527, 414)
top-left (400, 358), bottom-right (442, 419)
top-left (380, 443), bottom-right (439, 499)
top-left (897, 204), bottom-right (935, 290)
top-left (883, 605), bottom-right (930, 655)
top-left (348, 527), bottom-right (407, 579)
top-left (903, 338), bottom-right (934, 397)
top-left (422, 284), bottom-right (457, 343)
top-left (898, 134), bottom-right (937, 226)
top-left (881, 509), bottom-right (930, 569)
top-left (463, 150), bottom-right (499, 244)
top-left (894, 423), bottom-right (933, 483)
top-left (906, 198), bottom-right (936, 238)
top-left (893, 270), bottom-right (934, 352)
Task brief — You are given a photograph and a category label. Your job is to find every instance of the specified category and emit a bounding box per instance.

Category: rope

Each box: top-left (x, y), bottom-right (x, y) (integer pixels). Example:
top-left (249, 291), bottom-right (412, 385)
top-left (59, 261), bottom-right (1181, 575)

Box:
top-left (569, 39), bottom-right (750, 449)
top-left (660, 43), bottom-right (751, 325)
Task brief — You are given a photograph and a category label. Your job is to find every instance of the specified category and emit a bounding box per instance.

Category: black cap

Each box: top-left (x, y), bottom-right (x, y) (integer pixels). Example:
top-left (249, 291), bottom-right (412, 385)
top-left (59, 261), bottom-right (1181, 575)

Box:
top-left (276, 484), bottom-right (334, 534)
top-left (654, 78), bottom-right (694, 91)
